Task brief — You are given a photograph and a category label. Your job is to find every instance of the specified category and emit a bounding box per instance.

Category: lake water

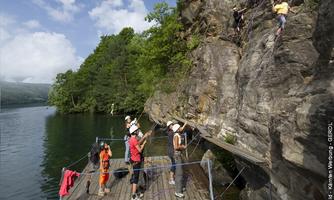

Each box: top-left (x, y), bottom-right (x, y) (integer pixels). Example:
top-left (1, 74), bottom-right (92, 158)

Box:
top-left (0, 106), bottom-right (184, 200)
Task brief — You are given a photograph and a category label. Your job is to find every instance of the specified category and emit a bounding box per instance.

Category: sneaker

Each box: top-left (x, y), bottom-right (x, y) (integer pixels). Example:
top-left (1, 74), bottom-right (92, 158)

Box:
top-left (175, 192), bottom-right (185, 198)
top-left (131, 194), bottom-right (140, 200)
top-left (169, 180), bottom-right (175, 185)
top-left (98, 188), bottom-right (105, 196)
top-left (182, 187), bottom-right (186, 192)
top-left (104, 188), bottom-right (110, 193)
top-left (137, 192), bottom-right (144, 198)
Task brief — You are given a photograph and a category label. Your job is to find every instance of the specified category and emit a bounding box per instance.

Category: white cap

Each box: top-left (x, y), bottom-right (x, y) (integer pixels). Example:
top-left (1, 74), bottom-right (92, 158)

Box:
top-left (125, 116), bottom-right (131, 121)
top-left (172, 124), bottom-right (181, 133)
top-left (129, 125), bottom-right (139, 134)
top-left (167, 121), bottom-right (173, 127)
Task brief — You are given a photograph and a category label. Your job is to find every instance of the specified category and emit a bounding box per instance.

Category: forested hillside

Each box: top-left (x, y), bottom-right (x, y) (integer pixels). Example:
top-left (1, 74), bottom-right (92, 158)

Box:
top-left (0, 81), bottom-right (50, 106)
top-left (49, 3), bottom-right (195, 114)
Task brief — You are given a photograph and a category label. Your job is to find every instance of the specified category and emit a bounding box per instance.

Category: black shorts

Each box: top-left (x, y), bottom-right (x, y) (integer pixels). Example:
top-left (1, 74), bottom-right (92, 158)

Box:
top-left (233, 19), bottom-right (243, 29)
top-left (169, 155), bottom-right (176, 173)
top-left (130, 162), bottom-right (141, 184)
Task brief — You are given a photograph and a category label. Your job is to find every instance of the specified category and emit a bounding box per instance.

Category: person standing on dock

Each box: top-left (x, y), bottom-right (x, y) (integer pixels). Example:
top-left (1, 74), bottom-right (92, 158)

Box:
top-left (125, 116), bottom-right (132, 164)
top-left (129, 125), bottom-right (151, 200)
top-left (173, 123), bottom-right (187, 198)
top-left (166, 121), bottom-right (176, 185)
top-left (98, 142), bottom-right (112, 196)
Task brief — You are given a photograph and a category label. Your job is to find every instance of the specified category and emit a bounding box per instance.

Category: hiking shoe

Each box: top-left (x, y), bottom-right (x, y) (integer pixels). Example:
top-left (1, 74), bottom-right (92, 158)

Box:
top-left (104, 188), bottom-right (110, 193)
top-left (169, 180), bottom-right (175, 185)
top-left (131, 194), bottom-right (141, 200)
top-left (98, 188), bottom-right (105, 196)
top-left (175, 192), bottom-right (185, 198)
top-left (137, 192), bottom-right (144, 198)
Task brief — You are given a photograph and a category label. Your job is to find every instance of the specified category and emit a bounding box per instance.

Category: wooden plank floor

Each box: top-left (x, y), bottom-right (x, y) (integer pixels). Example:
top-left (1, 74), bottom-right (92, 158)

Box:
top-left (64, 156), bottom-right (210, 200)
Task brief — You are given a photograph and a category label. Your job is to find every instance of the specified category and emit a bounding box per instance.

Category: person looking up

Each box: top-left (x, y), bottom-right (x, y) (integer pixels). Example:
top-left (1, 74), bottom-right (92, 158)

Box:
top-left (173, 124), bottom-right (187, 198)
top-left (166, 121), bottom-right (175, 185)
top-left (98, 142), bottom-right (112, 196)
top-left (129, 125), bottom-right (151, 200)
top-left (124, 116), bottom-right (132, 164)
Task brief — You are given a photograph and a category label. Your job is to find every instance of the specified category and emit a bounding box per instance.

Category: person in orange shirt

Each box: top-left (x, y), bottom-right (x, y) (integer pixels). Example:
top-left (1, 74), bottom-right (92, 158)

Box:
top-left (272, 0), bottom-right (295, 37)
top-left (98, 141), bottom-right (112, 196)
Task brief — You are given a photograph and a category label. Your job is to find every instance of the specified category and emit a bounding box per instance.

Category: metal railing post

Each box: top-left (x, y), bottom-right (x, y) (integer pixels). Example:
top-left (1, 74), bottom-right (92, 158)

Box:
top-left (207, 159), bottom-right (214, 200)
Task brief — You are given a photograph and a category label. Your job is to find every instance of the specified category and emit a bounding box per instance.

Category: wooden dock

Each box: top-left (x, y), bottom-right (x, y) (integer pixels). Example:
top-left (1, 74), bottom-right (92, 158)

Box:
top-left (65, 156), bottom-right (211, 200)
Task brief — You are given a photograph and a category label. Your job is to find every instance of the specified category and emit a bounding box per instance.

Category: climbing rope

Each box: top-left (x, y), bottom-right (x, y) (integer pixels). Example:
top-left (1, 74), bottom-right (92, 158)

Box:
top-left (188, 137), bottom-right (202, 159)
top-left (135, 91), bottom-right (155, 122)
top-left (218, 166), bottom-right (246, 199)
top-left (185, 130), bottom-right (202, 147)
top-left (64, 152), bottom-right (89, 169)
top-left (96, 135), bottom-right (168, 142)
top-left (245, 0), bottom-right (267, 41)
top-left (78, 160), bottom-right (204, 175)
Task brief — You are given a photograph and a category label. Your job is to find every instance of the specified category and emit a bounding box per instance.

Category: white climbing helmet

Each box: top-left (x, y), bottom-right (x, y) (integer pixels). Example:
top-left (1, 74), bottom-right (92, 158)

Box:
top-left (129, 125), bottom-right (139, 134)
top-left (167, 121), bottom-right (173, 127)
top-left (172, 124), bottom-right (181, 133)
top-left (125, 116), bottom-right (131, 121)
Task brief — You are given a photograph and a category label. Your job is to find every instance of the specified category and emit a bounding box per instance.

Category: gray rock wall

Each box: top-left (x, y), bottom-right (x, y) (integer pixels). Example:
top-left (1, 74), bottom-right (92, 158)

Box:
top-left (145, 0), bottom-right (334, 199)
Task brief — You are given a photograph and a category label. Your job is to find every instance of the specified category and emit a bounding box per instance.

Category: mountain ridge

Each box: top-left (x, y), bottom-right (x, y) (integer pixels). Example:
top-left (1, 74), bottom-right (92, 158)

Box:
top-left (0, 81), bottom-right (50, 106)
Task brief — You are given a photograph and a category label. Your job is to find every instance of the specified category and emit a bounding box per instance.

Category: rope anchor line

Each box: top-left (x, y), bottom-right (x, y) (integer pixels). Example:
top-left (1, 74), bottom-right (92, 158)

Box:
top-left (218, 166), bottom-right (246, 199)
top-left (78, 160), bottom-right (207, 175)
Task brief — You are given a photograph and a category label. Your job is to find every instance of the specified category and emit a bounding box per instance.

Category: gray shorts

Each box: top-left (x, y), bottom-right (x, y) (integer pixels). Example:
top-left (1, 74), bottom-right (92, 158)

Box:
top-left (278, 14), bottom-right (287, 29)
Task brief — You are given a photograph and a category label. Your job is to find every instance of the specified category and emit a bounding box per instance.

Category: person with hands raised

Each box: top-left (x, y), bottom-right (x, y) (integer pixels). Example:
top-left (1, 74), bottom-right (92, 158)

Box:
top-left (98, 142), bottom-right (112, 196)
top-left (173, 123), bottom-right (187, 198)
top-left (129, 125), bottom-right (151, 200)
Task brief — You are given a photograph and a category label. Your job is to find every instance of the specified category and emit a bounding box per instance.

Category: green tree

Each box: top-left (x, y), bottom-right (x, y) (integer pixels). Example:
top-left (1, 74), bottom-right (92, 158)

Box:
top-left (49, 2), bottom-right (191, 114)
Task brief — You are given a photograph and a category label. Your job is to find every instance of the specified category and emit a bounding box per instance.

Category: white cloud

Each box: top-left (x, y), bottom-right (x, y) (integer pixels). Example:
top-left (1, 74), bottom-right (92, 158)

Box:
top-left (0, 14), bottom-right (15, 44)
top-left (89, 0), bottom-right (153, 34)
top-left (0, 14), bottom-right (82, 83)
top-left (32, 0), bottom-right (82, 23)
top-left (23, 20), bottom-right (41, 29)
top-left (0, 14), bottom-right (15, 27)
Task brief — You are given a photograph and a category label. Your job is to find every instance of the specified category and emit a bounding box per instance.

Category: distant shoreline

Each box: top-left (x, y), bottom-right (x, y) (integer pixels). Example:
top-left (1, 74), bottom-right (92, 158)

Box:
top-left (1, 102), bottom-right (49, 109)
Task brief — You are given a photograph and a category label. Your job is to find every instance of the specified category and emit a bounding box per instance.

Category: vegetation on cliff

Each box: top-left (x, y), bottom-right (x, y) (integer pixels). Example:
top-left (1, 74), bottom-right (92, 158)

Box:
top-left (49, 2), bottom-right (192, 114)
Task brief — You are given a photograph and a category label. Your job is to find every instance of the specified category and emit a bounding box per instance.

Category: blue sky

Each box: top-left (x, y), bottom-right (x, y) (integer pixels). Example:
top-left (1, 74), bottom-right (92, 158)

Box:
top-left (0, 0), bottom-right (176, 83)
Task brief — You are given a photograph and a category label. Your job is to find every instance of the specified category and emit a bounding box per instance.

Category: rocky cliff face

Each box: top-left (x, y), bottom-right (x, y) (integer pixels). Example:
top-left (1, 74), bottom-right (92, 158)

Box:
top-left (145, 0), bottom-right (334, 199)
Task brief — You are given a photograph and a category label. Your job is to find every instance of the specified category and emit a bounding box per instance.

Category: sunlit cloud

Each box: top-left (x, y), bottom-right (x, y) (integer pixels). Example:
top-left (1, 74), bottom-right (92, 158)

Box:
top-left (89, 0), bottom-right (153, 34)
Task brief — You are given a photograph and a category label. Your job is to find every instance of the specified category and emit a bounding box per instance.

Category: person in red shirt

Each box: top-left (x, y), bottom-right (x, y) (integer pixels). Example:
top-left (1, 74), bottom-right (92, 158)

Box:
top-left (129, 125), bottom-right (151, 200)
top-left (98, 142), bottom-right (112, 196)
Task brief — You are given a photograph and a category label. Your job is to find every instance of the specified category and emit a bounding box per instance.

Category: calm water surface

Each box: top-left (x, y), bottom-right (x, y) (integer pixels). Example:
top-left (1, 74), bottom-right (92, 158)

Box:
top-left (0, 106), bottom-right (170, 200)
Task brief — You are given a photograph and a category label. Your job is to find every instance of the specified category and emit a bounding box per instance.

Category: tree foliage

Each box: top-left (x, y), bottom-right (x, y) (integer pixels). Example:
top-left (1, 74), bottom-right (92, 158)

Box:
top-left (49, 2), bottom-right (192, 114)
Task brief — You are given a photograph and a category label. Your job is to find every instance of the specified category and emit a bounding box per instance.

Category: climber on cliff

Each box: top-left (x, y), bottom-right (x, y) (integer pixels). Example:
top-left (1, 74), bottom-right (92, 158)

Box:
top-left (272, 0), bottom-right (295, 38)
top-left (232, 6), bottom-right (247, 34)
